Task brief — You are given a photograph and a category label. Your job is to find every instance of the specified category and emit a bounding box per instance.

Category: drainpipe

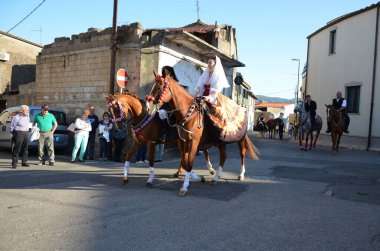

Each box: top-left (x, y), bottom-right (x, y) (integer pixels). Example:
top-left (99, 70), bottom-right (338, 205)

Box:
top-left (367, 6), bottom-right (379, 150)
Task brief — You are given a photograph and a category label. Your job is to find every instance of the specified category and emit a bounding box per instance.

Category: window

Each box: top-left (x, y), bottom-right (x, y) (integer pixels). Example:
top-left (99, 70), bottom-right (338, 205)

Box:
top-left (329, 30), bottom-right (336, 54)
top-left (346, 86), bottom-right (360, 113)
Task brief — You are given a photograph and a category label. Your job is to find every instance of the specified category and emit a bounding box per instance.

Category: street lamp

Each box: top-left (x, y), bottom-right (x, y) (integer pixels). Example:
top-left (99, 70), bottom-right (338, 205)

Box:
top-left (291, 58), bottom-right (300, 103)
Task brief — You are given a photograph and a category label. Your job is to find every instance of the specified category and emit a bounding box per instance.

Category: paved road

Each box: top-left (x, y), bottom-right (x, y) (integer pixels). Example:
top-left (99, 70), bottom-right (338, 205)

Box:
top-left (0, 136), bottom-right (379, 251)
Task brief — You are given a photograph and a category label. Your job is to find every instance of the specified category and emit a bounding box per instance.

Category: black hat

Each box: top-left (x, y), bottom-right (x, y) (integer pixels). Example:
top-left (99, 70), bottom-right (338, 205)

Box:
top-left (41, 104), bottom-right (49, 110)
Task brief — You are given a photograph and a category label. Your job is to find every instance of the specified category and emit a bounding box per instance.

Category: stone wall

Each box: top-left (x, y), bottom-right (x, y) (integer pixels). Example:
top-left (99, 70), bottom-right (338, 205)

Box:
top-left (0, 33), bottom-right (42, 94)
top-left (5, 24), bottom-right (143, 123)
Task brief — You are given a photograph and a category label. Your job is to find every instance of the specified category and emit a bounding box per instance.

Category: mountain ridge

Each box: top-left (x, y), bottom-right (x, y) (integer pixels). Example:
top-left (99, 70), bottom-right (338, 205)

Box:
top-left (256, 95), bottom-right (295, 103)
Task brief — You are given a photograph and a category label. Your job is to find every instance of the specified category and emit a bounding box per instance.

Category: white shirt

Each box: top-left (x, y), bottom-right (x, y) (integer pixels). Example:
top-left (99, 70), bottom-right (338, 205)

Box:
top-left (75, 118), bottom-right (92, 136)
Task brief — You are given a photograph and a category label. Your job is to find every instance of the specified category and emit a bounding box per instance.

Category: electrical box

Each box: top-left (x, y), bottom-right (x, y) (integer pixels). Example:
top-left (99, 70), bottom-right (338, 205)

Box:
top-left (0, 53), bottom-right (10, 61)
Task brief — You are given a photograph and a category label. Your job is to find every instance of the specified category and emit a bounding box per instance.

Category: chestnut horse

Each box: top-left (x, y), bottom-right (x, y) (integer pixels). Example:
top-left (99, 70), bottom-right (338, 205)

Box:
top-left (294, 101), bottom-right (323, 151)
top-left (106, 92), bottom-right (215, 186)
top-left (325, 104), bottom-right (344, 153)
top-left (146, 72), bottom-right (259, 196)
top-left (266, 118), bottom-right (282, 139)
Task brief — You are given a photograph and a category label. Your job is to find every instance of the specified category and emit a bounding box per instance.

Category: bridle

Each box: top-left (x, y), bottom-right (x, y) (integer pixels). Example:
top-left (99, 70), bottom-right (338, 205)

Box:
top-left (107, 99), bottom-right (127, 123)
top-left (145, 76), bottom-right (170, 112)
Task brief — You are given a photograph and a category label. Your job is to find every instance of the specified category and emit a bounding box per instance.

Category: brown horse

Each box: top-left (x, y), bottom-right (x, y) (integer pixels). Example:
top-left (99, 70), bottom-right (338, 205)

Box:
top-left (106, 92), bottom-right (215, 186)
top-left (266, 118), bottom-right (282, 139)
top-left (325, 104), bottom-right (345, 153)
top-left (146, 72), bottom-right (259, 196)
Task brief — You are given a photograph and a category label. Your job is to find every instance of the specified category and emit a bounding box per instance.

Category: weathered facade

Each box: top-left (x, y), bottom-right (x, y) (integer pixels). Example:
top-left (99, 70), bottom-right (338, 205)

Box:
top-left (0, 30), bottom-right (43, 111)
top-left (305, 3), bottom-right (380, 150)
top-left (3, 21), bottom-right (252, 126)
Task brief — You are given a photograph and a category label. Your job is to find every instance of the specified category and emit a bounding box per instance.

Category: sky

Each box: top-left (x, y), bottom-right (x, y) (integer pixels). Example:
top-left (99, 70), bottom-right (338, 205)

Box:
top-left (1, 0), bottom-right (379, 99)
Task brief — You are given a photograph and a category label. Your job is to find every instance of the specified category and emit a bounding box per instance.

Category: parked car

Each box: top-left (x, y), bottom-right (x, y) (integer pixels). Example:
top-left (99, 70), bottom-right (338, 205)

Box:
top-left (0, 106), bottom-right (69, 149)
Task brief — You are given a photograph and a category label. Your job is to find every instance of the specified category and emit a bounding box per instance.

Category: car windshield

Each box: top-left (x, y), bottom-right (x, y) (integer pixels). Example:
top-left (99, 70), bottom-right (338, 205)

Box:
top-left (30, 109), bottom-right (67, 125)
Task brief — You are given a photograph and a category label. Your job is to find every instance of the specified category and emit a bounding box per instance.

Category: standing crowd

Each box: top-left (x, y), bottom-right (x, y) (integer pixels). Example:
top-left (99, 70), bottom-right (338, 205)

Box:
top-left (10, 104), bottom-right (129, 168)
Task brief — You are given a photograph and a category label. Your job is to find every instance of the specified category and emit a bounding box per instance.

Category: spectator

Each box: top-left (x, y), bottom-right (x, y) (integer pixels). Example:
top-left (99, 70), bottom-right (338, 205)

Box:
top-left (85, 105), bottom-right (99, 160)
top-left (10, 105), bottom-right (30, 168)
top-left (112, 120), bottom-right (127, 162)
top-left (71, 109), bottom-right (92, 162)
top-left (98, 112), bottom-right (112, 161)
top-left (136, 144), bottom-right (148, 164)
top-left (154, 131), bottom-right (165, 162)
top-left (33, 104), bottom-right (57, 166)
top-left (288, 123), bottom-right (293, 136)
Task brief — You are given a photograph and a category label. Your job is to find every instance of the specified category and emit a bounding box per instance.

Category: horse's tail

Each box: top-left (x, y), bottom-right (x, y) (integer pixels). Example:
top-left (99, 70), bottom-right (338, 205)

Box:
top-left (244, 135), bottom-right (260, 160)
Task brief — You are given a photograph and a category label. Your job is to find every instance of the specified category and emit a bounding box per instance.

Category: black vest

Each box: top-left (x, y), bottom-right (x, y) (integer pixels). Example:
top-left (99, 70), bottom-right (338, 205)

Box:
top-left (333, 98), bottom-right (345, 109)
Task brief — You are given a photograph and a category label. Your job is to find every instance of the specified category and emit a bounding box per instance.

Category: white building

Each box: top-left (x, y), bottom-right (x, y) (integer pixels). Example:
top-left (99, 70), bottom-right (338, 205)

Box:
top-left (305, 3), bottom-right (380, 150)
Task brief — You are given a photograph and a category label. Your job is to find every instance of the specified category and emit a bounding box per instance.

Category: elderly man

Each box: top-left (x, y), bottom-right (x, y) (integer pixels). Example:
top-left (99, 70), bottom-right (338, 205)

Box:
top-left (326, 91), bottom-right (350, 133)
top-left (33, 104), bottom-right (58, 166)
top-left (10, 105), bottom-right (30, 168)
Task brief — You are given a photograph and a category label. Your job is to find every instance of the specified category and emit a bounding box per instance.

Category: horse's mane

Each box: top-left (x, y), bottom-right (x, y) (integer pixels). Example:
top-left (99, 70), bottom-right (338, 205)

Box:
top-left (118, 91), bottom-right (146, 107)
top-left (167, 77), bottom-right (194, 101)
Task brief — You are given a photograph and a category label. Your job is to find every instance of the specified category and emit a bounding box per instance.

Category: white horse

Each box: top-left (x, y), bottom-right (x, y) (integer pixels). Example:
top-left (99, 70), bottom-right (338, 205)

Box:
top-left (294, 101), bottom-right (323, 151)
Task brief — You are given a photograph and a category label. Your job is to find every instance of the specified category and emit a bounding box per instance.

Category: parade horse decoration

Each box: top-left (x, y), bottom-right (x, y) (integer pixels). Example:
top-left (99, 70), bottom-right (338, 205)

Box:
top-left (294, 101), bottom-right (323, 151)
top-left (325, 104), bottom-right (345, 153)
top-left (266, 118), bottom-right (283, 139)
top-left (106, 92), bottom-right (218, 186)
top-left (146, 71), bottom-right (260, 196)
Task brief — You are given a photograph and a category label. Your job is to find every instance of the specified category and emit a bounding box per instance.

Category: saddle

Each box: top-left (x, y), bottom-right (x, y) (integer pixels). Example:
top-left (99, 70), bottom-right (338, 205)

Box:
top-left (200, 93), bottom-right (247, 142)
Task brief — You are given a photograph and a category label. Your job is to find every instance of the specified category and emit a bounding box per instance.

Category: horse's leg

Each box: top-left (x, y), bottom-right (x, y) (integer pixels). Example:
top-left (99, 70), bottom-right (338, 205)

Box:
top-left (145, 143), bottom-right (156, 187)
top-left (298, 131), bottom-right (303, 150)
top-left (237, 138), bottom-right (246, 181)
top-left (212, 143), bottom-right (226, 183)
top-left (178, 139), bottom-right (205, 196)
top-left (336, 133), bottom-right (342, 152)
top-left (308, 132), bottom-right (313, 150)
top-left (331, 132), bottom-right (337, 153)
top-left (122, 140), bottom-right (140, 184)
top-left (204, 148), bottom-right (216, 175)
top-left (173, 141), bottom-right (183, 178)
top-left (313, 131), bottom-right (319, 148)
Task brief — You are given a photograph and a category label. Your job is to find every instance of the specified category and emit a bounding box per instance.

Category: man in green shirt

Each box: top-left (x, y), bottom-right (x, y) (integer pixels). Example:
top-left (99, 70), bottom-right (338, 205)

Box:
top-left (33, 104), bottom-right (58, 166)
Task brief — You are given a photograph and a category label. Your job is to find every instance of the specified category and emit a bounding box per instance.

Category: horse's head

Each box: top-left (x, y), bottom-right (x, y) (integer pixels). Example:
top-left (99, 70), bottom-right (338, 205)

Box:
top-left (294, 101), bottom-right (304, 113)
top-left (106, 94), bottom-right (129, 130)
top-left (146, 70), bottom-right (172, 116)
top-left (325, 104), bottom-right (335, 121)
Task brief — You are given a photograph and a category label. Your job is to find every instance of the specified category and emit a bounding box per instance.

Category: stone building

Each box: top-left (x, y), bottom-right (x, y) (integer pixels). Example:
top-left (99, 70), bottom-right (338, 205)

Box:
top-left (2, 21), bottom-right (253, 125)
top-left (0, 30), bottom-right (43, 111)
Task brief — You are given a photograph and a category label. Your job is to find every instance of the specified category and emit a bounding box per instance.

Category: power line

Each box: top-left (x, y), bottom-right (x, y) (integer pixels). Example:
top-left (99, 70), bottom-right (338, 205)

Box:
top-left (6, 0), bottom-right (46, 34)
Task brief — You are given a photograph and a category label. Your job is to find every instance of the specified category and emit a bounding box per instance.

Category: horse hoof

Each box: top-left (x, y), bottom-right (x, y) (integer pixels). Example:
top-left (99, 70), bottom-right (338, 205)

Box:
top-left (209, 170), bottom-right (215, 175)
top-left (304, 148), bottom-right (308, 151)
top-left (300, 148), bottom-right (304, 151)
top-left (122, 177), bottom-right (129, 185)
top-left (238, 176), bottom-right (244, 181)
top-left (201, 176), bottom-right (206, 183)
top-left (145, 182), bottom-right (153, 188)
top-left (178, 190), bottom-right (187, 197)
top-left (308, 148), bottom-right (312, 150)
top-left (172, 172), bottom-right (179, 178)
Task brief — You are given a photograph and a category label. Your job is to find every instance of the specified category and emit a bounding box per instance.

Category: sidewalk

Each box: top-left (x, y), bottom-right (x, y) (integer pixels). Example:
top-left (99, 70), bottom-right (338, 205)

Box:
top-left (249, 131), bottom-right (380, 152)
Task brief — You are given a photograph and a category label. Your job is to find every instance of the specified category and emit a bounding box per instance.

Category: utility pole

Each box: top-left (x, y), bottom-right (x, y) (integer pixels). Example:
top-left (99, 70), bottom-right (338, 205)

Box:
top-left (291, 58), bottom-right (300, 103)
top-left (109, 0), bottom-right (118, 94)
top-left (196, 0), bottom-right (200, 21)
